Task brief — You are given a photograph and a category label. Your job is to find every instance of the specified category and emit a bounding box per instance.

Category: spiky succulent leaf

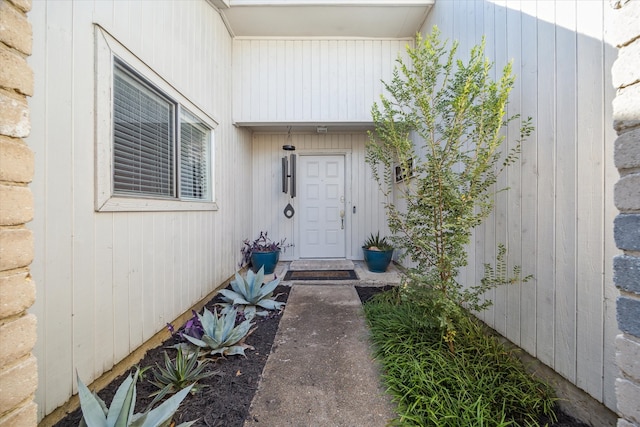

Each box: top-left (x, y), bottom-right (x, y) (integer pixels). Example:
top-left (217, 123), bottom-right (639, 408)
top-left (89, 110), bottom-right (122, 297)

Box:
top-left (217, 289), bottom-right (251, 306)
top-left (138, 384), bottom-right (193, 427)
top-left (77, 373), bottom-right (109, 427)
top-left (218, 267), bottom-right (285, 318)
top-left (256, 299), bottom-right (285, 311)
top-left (183, 307), bottom-right (253, 356)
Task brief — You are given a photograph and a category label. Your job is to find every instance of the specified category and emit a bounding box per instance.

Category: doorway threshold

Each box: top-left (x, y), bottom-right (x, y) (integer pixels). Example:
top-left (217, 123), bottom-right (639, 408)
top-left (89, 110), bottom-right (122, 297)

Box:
top-left (289, 259), bottom-right (354, 271)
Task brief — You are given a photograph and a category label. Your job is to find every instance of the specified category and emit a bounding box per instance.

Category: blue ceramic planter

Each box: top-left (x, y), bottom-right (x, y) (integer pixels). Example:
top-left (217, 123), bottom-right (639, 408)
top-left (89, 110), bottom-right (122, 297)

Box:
top-left (251, 250), bottom-right (280, 274)
top-left (363, 248), bottom-right (394, 273)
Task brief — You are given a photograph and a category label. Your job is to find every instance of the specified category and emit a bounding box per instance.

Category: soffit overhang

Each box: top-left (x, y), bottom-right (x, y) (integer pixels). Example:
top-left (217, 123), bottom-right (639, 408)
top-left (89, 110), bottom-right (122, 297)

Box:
top-left (212, 0), bottom-right (434, 38)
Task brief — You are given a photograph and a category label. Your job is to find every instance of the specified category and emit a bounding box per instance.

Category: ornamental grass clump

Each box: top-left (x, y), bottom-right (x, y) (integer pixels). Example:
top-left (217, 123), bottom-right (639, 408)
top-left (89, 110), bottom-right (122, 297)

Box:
top-left (363, 288), bottom-right (557, 427)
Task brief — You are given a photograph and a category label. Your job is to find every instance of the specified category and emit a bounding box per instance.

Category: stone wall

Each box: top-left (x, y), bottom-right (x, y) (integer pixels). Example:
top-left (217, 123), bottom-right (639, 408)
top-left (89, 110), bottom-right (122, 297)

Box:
top-left (611, 1), bottom-right (640, 426)
top-left (0, 0), bottom-right (37, 425)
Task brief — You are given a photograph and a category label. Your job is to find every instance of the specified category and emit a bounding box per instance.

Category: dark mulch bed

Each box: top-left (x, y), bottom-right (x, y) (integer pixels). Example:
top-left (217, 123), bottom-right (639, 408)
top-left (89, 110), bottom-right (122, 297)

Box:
top-left (56, 284), bottom-right (587, 427)
top-left (55, 285), bottom-right (290, 427)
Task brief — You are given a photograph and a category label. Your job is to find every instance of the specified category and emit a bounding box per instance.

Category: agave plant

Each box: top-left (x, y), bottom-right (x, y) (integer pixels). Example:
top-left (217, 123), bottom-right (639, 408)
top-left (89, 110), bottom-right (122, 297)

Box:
top-left (77, 368), bottom-right (194, 427)
top-left (217, 266), bottom-right (285, 320)
top-left (182, 307), bottom-right (253, 357)
top-left (149, 347), bottom-right (218, 400)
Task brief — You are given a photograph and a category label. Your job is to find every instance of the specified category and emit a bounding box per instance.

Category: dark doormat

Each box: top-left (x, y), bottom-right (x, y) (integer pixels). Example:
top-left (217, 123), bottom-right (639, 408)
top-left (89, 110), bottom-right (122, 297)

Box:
top-left (283, 270), bottom-right (358, 281)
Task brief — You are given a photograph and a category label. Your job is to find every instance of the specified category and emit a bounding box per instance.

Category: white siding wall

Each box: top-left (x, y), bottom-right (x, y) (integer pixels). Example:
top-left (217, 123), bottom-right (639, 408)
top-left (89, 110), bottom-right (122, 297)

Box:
top-left (421, 0), bottom-right (619, 409)
top-left (28, 1), bottom-right (253, 419)
top-left (233, 38), bottom-right (411, 124)
top-left (251, 133), bottom-right (389, 260)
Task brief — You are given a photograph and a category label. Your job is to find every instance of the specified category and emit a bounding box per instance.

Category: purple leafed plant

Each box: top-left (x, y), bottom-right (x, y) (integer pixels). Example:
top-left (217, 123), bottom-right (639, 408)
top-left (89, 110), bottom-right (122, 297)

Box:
top-left (239, 231), bottom-right (288, 267)
top-left (167, 310), bottom-right (204, 341)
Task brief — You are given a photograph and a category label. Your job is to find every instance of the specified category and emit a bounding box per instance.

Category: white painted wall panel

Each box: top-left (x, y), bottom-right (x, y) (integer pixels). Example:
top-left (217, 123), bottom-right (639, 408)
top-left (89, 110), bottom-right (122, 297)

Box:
top-left (420, 0), bottom-right (619, 410)
top-left (251, 133), bottom-right (389, 261)
top-left (233, 38), bottom-right (412, 124)
top-left (28, 1), bottom-right (253, 420)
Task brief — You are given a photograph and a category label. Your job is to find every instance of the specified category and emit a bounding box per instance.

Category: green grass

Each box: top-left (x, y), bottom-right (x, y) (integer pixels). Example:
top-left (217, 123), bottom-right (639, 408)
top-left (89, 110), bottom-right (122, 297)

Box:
top-left (364, 288), bottom-right (557, 427)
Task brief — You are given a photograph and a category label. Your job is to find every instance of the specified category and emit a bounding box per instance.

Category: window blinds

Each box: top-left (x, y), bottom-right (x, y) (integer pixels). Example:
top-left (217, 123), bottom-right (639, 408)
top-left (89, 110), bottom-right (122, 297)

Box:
top-left (179, 110), bottom-right (210, 200)
top-left (113, 63), bottom-right (175, 197)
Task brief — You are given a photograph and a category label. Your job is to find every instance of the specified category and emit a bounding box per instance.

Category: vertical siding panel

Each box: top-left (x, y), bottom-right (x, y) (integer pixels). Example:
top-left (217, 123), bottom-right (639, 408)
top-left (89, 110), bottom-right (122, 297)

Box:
top-left (327, 40), bottom-right (338, 121)
top-left (575, 1), bottom-right (605, 399)
top-left (554, 0), bottom-right (578, 383)
top-left (534, 0), bottom-right (557, 368)
top-left (276, 40), bottom-right (286, 121)
top-left (142, 215), bottom-right (155, 341)
top-left (112, 215), bottom-right (130, 361)
top-left (294, 40), bottom-right (304, 121)
top-left (505, 0), bottom-right (523, 344)
top-left (267, 40), bottom-right (278, 121)
top-left (71, 0), bottom-right (97, 393)
top-left (354, 40), bottom-right (365, 119)
top-left (363, 40), bottom-right (374, 123)
top-left (128, 214), bottom-right (144, 351)
top-left (337, 41), bottom-right (348, 119)
top-left (518, 0), bottom-right (539, 357)
top-left (94, 216), bottom-right (115, 375)
top-left (493, 0), bottom-right (509, 336)
top-left (43, 1), bottom-right (74, 413)
top-left (480, 0), bottom-right (496, 326)
top-left (251, 40), bottom-right (261, 121)
top-left (320, 40), bottom-right (329, 120)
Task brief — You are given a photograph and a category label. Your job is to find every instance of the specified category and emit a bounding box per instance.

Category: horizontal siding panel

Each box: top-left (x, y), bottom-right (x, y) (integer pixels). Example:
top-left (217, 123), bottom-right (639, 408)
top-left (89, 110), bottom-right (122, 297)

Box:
top-left (233, 38), bottom-right (411, 124)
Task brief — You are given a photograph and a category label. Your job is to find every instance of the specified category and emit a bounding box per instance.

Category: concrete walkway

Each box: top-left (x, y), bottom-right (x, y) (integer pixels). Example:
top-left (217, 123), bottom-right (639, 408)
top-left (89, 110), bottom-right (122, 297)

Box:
top-left (244, 284), bottom-right (395, 426)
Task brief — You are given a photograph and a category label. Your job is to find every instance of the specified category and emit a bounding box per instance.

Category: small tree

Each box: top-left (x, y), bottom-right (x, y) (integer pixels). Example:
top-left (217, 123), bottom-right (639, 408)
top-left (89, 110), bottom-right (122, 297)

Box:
top-left (366, 28), bottom-right (531, 344)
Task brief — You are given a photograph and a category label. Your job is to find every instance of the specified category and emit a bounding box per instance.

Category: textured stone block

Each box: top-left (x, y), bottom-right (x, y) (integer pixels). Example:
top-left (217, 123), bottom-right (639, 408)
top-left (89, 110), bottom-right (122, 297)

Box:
top-left (7, 0), bottom-right (32, 14)
top-left (0, 136), bottom-right (34, 183)
top-left (618, 296), bottom-right (640, 337)
top-left (615, 215), bottom-right (640, 251)
top-left (0, 90), bottom-right (30, 138)
top-left (613, 38), bottom-right (640, 89)
top-left (614, 84), bottom-right (640, 133)
top-left (615, 128), bottom-right (640, 169)
top-left (0, 272), bottom-right (35, 318)
top-left (615, 173), bottom-right (640, 211)
top-left (0, 44), bottom-right (33, 96)
top-left (0, 314), bottom-right (36, 369)
top-left (609, 0), bottom-right (640, 48)
top-left (0, 185), bottom-right (33, 225)
top-left (615, 255), bottom-right (640, 294)
top-left (616, 334), bottom-right (640, 380)
top-left (0, 1), bottom-right (32, 56)
top-left (0, 401), bottom-right (37, 427)
top-left (616, 378), bottom-right (640, 425)
top-left (0, 355), bottom-right (37, 414)
top-left (0, 228), bottom-right (33, 271)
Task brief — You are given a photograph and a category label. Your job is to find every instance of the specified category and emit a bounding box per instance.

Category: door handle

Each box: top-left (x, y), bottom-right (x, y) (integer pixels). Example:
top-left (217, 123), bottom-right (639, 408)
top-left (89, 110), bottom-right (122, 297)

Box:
top-left (340, 209), bottom-right (345, 230)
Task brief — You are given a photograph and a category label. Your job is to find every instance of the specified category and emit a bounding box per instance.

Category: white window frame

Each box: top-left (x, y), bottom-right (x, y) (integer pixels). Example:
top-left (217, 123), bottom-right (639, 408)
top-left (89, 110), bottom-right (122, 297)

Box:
top-left (95, 25), bottom-right (218, 212)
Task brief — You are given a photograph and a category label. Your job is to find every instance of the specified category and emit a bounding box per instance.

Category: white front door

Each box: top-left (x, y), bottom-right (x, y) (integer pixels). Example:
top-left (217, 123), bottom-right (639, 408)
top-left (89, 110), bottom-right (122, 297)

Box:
top-left (298, 155), bottom-right (346, 258)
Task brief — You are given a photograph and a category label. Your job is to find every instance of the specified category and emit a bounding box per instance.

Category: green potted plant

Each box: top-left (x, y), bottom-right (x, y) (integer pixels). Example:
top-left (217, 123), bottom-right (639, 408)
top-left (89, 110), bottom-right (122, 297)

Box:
top-left (362, 232), bottom-right (394, 273)
top-left (240, 231), bottom-right (287, 274)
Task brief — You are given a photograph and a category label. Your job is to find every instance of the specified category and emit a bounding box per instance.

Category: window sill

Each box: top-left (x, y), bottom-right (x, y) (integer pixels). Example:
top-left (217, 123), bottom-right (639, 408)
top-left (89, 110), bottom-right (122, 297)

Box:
top-left (96, 196), bottom-right (218, 212)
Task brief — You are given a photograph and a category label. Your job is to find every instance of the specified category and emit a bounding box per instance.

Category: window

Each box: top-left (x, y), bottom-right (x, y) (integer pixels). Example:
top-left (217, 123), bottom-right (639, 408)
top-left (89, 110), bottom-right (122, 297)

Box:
top-left (95, 26), bottom-right (217, 211)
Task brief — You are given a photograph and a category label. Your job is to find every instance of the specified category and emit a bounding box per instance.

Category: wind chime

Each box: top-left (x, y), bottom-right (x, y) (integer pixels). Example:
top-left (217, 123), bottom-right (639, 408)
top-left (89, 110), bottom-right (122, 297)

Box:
top-left (282, 126), bottom-right (296, 219)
